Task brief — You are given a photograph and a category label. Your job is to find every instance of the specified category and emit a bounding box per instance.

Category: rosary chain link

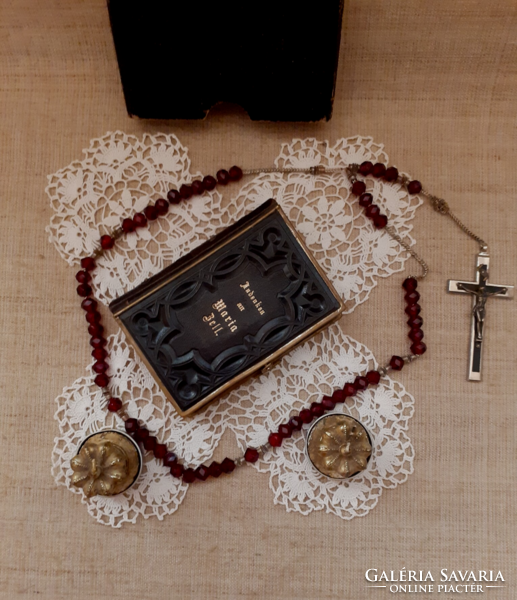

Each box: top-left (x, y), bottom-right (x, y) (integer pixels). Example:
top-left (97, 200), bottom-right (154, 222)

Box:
top-left (242, 166), bottom-right (333, 176)
top-left (385, 226), bottom-right (429, 280)
top-left (420, 188), bottom-right (488, 252)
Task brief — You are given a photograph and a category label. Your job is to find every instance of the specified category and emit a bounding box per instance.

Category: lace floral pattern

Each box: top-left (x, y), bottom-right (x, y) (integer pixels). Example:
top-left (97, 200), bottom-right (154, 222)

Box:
top-left (47, 133), bottom-right (420, 527)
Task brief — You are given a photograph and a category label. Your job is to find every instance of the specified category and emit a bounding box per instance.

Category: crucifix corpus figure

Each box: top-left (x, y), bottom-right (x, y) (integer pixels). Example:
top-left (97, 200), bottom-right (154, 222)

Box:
top-left (447, 252), bottom-right (514, 381)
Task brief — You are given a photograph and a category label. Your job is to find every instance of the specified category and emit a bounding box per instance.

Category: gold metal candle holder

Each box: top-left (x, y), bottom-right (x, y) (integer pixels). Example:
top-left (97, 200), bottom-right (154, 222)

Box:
top-left (306, 414), bottom-right (372, 479)
top-left (71, 430), bottom-right (142, 497)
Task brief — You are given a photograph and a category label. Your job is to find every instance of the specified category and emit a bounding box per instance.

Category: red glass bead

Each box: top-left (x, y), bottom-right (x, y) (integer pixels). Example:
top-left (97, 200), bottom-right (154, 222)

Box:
top-left (88, 323), bottom-right (104, 337)
top-left (220, 458), bottom-right (236, 473)
top-left (390, 356), bottom-right (404, 371)
top-left (133, 212), bottom-right (147, 228)
top-left (229, 166), bottom-right (243, 181)
top-left (153, 443), bottom-right (167, 459)
top-left (407, 316), bottom-right (423, 328)
top-left (144, 205), bottom-right (159, 221)
top-left (85, 310), bottom-right (101, 324)
top-left (278, 423), bottom-right (293, 439)
top-left (405, 291), bottom-right (421, 305)
top-left (384, 166), bottom-right (399, 182)
top-left (142, 434), bottom-right (155, 451)
top-left (216, 169), bottom-right (230, 185)
top-left (81, 257), bottom-right (96, 271)
top-left (107, 397), bottom-right (122, 412)
top-left (359, 193), bottom-right (373, 207)
top-left (299, 409), bottom-right (313, 424)
top-left (288, 416), bottom-right (303, 431)
top-left (405, 304), bottom-right (421, 318)
top-left (81, 298), bottom-right (97, 311)
top-left (359, 161), bottom-right (373, 176)
top-left (125, 418), bottom-right (139, 434)
top-left (411, 341), bottom-right (427, 355)
top-left (354, 376), bottom-right (368, 391)
top-left (343, 383), bottom-right (356, 397)
top-left (244, 448), bottom-right (259, 463)
top-left (93, 361), bottom-right (109, 374)
top-left (372, 163), bottom-right (386, 178)
top-left (322, 396), bottom-right (336, 411)
top-left (310, 402), bottom-right (324, 418)
top-left (75, 270), bottom-right (90, 284)
top-left (366, 370), bottom-right (381, 385)
top-left (92, 347), bottom-right (107, 360)
top-left (122, 218), bottom-right (135, 233)
top-left (167, 190), bottom-right (181, 204)
top-left (191, 180), bottom-right (205, 195)
top-left (408, 180), bottom-right (422, 195)
top-left (171, 463), bottom-right (184, 478)
top-left (403, 277), bottom-right (418, 292)
top-left (332, 389), bottom-right (346, 403)
top-left (203, 175), bottom-right (217, 191)
top-left (179, 184), bottom-right (193, 200)
top-left (90, 336), bottom-right (106, 349)
top-left (409, 328), bottom-right (424, 342)
top-left (143, 436), bottom-right (156, 452)
top-left (94, 373), bottom-right (110, 387)
top-left (100, 235), bottom-right (114, 250)
top-left (183, 468), bottom-right (196, 483)
top-left (163, 451), bottom-right (178, 467)
top-left (76, 284), bottom-right (92, 297)
top-left (373, 214), bottom-right (388, 229)
top-left (135, 427), bottom-right (150, 442)
top-left (365, 204), bottom-right (381, 219)
top-left (269, 432), bottom-right (283, 447)
top-left (209, 461), bottom-right (222, 478)
top-left (351, 180), bottom-right (366, 196)
top-left (155, 198), bottom-right (169, 215)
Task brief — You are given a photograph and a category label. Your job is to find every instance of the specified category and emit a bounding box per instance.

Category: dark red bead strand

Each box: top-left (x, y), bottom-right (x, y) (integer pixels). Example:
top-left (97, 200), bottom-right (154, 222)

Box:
top-left (109, 167), bottom-right (246, 247)
top-left (264, 374), bottom-right (380, 455)
top-left (352, 185), bottom-right (389, 230)
top-left (403, 277), bottom-right (427, 357)
top-left (124, 420), bottom-right (201, 483)
top-left (353, 162), bottom-right (403, 230)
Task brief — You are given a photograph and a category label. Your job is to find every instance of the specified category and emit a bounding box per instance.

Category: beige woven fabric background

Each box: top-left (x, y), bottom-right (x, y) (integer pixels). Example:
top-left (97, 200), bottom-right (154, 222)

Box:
top-left (1, 1), bottom-right (516, 598)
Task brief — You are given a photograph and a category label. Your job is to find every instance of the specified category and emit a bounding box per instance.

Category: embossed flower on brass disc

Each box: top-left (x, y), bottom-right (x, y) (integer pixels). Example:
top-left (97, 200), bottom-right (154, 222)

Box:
top-left (307, 414), bottom-right (372, 479)
top-left (71, 431), bottom-right (141, 497)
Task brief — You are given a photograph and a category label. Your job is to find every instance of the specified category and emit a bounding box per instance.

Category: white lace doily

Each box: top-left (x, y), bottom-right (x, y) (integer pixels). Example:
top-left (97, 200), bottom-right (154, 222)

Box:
top-left (47, 133), bottom-right (421, 527)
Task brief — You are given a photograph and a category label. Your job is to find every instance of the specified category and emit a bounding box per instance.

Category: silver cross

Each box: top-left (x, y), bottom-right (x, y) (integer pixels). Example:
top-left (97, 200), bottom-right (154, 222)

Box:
top-left (448, 251), bottom-right (514, 381)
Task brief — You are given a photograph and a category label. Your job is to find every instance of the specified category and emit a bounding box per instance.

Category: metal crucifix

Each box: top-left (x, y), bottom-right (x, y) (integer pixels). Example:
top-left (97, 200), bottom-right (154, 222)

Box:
top-left (448, 251), bottom-right (514, 381)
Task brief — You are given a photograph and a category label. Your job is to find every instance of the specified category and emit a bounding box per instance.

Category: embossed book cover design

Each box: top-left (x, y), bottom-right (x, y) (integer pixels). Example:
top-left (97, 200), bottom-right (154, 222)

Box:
top-left (110, 200), bottom-right (344, 415)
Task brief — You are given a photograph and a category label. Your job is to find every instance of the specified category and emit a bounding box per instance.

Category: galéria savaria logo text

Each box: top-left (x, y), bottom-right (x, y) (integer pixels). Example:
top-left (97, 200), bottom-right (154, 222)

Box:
top-left (365, 569), bottom-right (505, 594)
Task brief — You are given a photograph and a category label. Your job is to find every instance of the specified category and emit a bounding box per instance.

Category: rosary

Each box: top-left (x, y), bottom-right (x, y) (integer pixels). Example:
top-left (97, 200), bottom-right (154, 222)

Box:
top-left (70, 160), bottom-right (514, 498)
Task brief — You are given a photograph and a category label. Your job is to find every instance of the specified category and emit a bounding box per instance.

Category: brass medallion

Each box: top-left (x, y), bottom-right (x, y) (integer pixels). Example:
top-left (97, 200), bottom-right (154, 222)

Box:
top-left (71, 430), bottom-right (142, 497)
top-left (306, 414), bottom-right (372, 479)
